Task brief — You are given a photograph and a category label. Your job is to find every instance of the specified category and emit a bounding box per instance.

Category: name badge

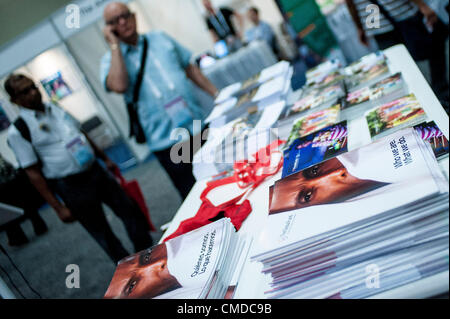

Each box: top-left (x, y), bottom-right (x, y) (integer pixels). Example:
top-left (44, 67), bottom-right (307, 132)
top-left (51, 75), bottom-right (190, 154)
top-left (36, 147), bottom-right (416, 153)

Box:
top-left (65, 135), bottom-right (95, 169)
top-left (164, 96), bottom-right (193, 126)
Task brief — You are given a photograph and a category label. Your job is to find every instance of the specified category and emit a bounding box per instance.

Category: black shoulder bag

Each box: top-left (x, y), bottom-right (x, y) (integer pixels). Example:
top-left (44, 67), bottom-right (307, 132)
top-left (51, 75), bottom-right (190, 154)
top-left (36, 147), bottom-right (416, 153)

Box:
top-left (127, 37), bottom-right (148, 144)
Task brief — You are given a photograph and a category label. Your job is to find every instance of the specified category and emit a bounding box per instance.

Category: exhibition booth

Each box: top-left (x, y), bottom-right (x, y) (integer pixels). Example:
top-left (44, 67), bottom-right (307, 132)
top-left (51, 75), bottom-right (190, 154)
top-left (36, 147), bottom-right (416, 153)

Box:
top-left (0, 0), bottom-right (449, 300)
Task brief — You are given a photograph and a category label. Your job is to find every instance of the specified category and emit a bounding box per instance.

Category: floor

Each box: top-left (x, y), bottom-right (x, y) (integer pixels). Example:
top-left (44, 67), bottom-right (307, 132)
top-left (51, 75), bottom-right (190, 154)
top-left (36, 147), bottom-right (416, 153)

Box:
top-left (0, 158), bottom-right (183, 299)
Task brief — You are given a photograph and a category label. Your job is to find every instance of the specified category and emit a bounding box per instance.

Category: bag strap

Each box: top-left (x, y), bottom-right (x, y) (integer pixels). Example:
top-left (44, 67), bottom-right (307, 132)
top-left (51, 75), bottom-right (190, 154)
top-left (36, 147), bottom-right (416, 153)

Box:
top-left (13, 117), bottom-right (32, 143)
top-left (9, 117), bottom-right (43, 168)
top-left (132, 37), bottom-right (149, 104)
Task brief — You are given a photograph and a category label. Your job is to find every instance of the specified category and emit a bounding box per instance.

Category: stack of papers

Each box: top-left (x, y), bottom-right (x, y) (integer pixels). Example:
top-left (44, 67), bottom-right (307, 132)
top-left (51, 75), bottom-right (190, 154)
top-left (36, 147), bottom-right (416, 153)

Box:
top-left (285, 104), bottom-right (341, 148)
top-left (414, 121), bottom-right (449, 159)
top-left (282, 121), bottom-right (348, 178)
top-left (343, 72), bottom-right (408, 121)
top-left (252, 128), bottom-right (449, 299)
top-left (104, 218), bottom-right (250, 299)
top-left (344, 51), bottom-right (390, 90)
top-left (365, 94), bottom-right (427, 140)
top-left (304, 59), bottom-right (342, 90)
top-left (280, 83), bottom-right (344, 121)
top-left (194, 101), bottom-right (285, 180)
top-left (206, 61), bottom-right (291, 124)
top-left (213, 101), bottom-right (285, 173)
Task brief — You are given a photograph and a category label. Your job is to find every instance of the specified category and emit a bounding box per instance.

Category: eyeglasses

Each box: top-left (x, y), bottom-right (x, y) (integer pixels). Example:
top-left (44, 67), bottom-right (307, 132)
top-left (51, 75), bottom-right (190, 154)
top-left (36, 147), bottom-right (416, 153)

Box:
top-left (106, 11), bottom-right (133, 26)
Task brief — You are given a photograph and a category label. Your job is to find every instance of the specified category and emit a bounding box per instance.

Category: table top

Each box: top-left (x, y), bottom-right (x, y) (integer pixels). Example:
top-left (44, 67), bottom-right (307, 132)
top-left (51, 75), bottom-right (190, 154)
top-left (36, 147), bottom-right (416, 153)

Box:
top-left (160, 44), bottom-right (450, 299)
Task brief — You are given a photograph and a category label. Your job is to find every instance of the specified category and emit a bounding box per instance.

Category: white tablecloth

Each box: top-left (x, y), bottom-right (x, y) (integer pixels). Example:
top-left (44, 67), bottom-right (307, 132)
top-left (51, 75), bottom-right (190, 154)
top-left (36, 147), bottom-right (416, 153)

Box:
top-left (160, 44), bottom-right (449, 299)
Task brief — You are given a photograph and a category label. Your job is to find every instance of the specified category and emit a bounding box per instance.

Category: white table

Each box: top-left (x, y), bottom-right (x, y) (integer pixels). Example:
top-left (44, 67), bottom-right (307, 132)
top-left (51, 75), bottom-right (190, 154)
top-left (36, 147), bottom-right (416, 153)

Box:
top-left (160, 44), bottom-right (449, 299)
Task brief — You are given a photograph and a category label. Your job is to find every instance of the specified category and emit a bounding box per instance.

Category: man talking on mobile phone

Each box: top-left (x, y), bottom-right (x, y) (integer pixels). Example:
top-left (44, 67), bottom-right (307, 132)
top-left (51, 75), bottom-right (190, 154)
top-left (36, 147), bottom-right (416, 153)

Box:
top-left (100, 2), bottom-right (218, 200)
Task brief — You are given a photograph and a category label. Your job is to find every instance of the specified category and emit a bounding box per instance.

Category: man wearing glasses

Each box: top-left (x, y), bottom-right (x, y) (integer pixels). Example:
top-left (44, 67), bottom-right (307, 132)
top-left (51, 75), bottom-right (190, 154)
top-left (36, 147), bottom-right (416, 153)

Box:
top-left (100, 2), bottom-right (218, 200)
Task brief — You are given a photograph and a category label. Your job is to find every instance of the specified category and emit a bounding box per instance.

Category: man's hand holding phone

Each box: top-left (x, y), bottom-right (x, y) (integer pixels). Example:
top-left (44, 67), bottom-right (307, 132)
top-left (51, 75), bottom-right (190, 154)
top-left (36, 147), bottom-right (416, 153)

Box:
top-left (103, 25), bottom-right (120, 49)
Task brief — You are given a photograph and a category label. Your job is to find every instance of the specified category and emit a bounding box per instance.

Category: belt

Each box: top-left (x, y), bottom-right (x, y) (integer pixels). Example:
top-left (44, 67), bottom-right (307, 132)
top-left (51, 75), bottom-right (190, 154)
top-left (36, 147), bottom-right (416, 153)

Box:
top-left (48, 162), bottom-right (99, 184)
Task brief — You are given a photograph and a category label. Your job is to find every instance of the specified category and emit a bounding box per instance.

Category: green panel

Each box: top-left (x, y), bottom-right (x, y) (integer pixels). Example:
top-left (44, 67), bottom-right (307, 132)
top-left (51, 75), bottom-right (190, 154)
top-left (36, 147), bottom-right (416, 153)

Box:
top-left (278, 0), bottom-right (337, 58)
top-left (278, 0), bottom-right (306, 12)
top-left (287, 2), bottom-right (322, 32)
top-left (301, 17), bottom-right (337, 56)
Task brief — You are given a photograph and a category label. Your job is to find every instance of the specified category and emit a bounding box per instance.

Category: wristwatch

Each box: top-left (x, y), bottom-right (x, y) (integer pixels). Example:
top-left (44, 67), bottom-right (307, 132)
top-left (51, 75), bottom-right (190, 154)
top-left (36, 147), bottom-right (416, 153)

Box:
top-left (110, 43), bottom-right (119, 51)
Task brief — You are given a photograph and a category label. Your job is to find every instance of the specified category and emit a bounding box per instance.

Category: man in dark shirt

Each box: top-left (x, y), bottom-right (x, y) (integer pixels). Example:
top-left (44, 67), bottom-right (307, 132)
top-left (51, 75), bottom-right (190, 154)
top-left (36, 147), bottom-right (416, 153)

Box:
top-left (202, 0), bottom-right (244, 51)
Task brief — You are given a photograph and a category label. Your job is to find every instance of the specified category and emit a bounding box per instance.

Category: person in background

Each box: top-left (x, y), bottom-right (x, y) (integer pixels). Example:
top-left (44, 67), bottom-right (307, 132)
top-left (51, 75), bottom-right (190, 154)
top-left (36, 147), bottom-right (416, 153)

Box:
top-left (101, 2), bottom-right (217, 200)
top-left (245, 7), bottom-right (278, 56)
top-left (345, 0), bottom-right (449, 110)
top-left (0, 152), bottom-right (48, 246)
top-left (5, 74), bottom-right (153, 263)
top-left (202, 0), bottom-right (244, 52)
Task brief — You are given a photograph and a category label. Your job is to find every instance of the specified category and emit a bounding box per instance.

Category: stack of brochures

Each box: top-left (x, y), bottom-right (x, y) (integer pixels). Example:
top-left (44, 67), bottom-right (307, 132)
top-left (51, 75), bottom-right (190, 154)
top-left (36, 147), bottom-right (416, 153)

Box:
top-left (251, 128), bottom-right (449, 299)
top-left (206, 61), bottom-right (291, 123)
top-left (104, 218), bottom-right (251, 299)
top-left (365, 93), bottom-right (427, 140)
top-left (213, 101), bottom-right (285, 174)
top-left (282, 121), bottom-right (348, 178)
top-left (305, 59), bottom-right (341, 81)
top-left (284, 104), bottom-right (341, 148)
top-left (414, 121), bottom-right (449, 159)
top-left (343, 72), bottom-right (408, 120)
top-left (280, 119), bottom-right (448, 182)
top-left (304, 59), bottom-right (343, 90)
top-left (193, 100), bottom-right (285, 180)
top-left (344, 51), bottom-right (390, 91)
top-left (280, 83), bottom-right (345, 122)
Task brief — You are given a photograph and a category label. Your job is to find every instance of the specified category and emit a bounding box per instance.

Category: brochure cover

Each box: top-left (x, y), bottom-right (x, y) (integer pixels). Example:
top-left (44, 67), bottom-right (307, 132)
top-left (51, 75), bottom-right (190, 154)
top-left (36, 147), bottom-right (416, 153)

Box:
top-left (233, 61), bottom-right (290, 98)
top-left (240, 73), bottom-right (261, 92)
top-left (257, 128), bottom-right (444, 254)
top-left (288, 84), bottom-right (344, 116)
top-left (344, 52), bottom-right (389, 89)
top-left (305, 70), bottom-right (345, 90)
top-left (345, 52), bottom-right (386, 75)
top-left (40, 71), bottom-right (72, 102)
top-left (366, 94), bottom-right (427, 139)
top-left (345, 72), bottom-right (404, 108)
top-left (104, 219), bottom-right (228, 299)
top-left (282, 121), bottom-right (348, 178)
top-left (229, 106), bottom-right (262, 138)
top-left (414, 121), bottom-right (449, 159)
top-left (286, 104), bottom-right (341, 148)
top-left (235, 87), bottom-right (259, 108)
top-left (305, 59), bottom-right (341, 84)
